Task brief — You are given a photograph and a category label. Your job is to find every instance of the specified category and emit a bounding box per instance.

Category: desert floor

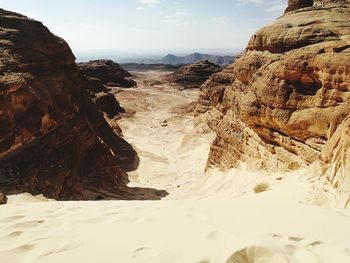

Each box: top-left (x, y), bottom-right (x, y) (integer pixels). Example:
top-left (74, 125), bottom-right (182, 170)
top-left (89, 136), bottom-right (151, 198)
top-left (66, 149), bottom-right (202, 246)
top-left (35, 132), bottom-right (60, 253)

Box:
top-left (1, 70), bottom-right (350, 263)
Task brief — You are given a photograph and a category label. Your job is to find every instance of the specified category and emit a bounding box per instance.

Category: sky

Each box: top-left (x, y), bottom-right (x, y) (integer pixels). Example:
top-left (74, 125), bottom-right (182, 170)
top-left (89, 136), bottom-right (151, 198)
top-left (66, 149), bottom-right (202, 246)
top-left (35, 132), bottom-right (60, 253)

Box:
top-left (0, 0), bottom-right (287, 58)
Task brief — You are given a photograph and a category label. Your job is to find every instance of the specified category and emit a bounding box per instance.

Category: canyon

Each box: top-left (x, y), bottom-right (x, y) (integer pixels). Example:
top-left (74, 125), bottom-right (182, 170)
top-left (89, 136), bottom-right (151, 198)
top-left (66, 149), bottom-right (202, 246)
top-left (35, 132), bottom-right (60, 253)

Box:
top-left (0, 0), bottom-right (350, 262)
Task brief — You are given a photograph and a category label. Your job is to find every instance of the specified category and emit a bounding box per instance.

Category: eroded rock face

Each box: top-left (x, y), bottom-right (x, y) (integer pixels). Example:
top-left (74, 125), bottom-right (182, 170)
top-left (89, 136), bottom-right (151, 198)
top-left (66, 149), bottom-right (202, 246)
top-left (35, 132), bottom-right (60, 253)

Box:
top-left (0, 9), bottom-right (138, 200)
top-left (285, 0), bottom-right (314, 13)
top-left (195, 1), bottom-right (350, 205)
top-left (322, 116), bottom-right (350, 207)
top-left (165, 60), bottom-right (222, 90)
top-left (78, 60), bottom-right (136, 88)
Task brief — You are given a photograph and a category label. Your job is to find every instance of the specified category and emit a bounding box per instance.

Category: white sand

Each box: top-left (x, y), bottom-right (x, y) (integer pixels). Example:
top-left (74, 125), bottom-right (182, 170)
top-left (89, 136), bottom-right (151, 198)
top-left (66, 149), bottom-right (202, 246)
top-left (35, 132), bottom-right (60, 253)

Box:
top-left (1, 70), bottom-right (350, 263)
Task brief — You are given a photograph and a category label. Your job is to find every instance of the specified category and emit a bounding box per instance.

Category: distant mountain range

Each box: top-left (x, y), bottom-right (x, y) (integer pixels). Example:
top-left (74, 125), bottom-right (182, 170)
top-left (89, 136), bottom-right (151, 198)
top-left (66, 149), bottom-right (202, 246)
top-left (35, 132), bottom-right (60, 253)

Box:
top-left (161, 53), bottom-right (234, 65)
top-left (117, 53), bottom-right (235, 65)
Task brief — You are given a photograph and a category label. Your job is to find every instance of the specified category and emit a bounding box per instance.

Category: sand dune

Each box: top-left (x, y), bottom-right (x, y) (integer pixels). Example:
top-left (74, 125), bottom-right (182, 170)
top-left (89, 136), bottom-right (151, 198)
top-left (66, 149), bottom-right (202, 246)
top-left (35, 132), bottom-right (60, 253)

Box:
top-left (1, 70), bottom-right (350, 263)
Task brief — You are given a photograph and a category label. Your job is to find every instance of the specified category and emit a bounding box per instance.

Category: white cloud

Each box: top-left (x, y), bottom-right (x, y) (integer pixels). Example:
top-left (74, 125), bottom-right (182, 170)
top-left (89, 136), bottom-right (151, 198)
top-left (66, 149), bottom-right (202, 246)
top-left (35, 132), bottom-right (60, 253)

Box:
top-left (238, 0), bottom-right (265, 5)
top-left (161, 10), bottom-right (192, 26)
top-left (138, 0), bottom-right (160, 7)
top-left (212, 16), bottom-right (232, 24)
top-left (164, 10), bottom-right (191, 19)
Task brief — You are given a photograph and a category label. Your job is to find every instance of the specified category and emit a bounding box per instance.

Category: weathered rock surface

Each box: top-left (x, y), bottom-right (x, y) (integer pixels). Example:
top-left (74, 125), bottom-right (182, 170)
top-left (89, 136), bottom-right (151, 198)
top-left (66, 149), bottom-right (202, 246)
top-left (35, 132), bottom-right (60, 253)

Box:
top-left (78, 60), bottom-right (136, 88)
top-left (322, 115), bottom-right (350, 207)
top-left (165, 60), bottom-right (222, 90)
top-left (195, 0), bottom-right (350, 205)
top-left (285, 0), bottom-right (314, 13)
top-left (0, 9), bottom-right (139, 200)
top-left (0, 192), bottom-right (7, 205)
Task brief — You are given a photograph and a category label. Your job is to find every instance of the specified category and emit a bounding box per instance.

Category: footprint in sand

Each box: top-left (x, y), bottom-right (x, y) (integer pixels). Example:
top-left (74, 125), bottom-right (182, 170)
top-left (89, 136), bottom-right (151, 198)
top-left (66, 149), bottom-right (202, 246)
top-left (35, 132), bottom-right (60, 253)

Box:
top-left (132, 247), bottom-right (160, 260)
top-left (186, 213), bottom-right (208, 221)
top-left (39, 241), bottom-right (83, 258)
top-left (0, 215), bottom-right (26, 223)
top-left (206, 230), bottom-right (222, 241)
top-left (6, 230), bottom-right (24, 238)
top-left (9, 220), bottom-right (45, 230)
top-left (270, 233), bottom-right (323, 247)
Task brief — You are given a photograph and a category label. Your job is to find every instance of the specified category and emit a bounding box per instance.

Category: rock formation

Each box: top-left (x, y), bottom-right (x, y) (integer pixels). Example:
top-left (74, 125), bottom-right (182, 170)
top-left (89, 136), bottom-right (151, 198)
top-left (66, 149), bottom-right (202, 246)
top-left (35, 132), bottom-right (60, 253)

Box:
top-left (78, 60), bottom-right (136, 88)
top-left (165, 60), bottom-right (222, 90)
top-left (195, 0), bottom-right (350, 206)
top-left (285, 0), bottom-right (314, 13)
top-left (92, 93), bottom-right (125, 119)
top-left (0, 9), bottom-right (139, 200)
top-left (0, 192), bottom-right (7, 205)
top-left (78, 60), bottom-right (135, 119)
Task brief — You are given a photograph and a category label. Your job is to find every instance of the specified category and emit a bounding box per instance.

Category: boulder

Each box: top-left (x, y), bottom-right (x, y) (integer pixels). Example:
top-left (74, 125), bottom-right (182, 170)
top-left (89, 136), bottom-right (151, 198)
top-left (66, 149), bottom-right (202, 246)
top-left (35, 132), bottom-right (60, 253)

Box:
top-left (0, 192), bottom-right (7, 205)
top-left (93, 93), bottom-right (125, 119)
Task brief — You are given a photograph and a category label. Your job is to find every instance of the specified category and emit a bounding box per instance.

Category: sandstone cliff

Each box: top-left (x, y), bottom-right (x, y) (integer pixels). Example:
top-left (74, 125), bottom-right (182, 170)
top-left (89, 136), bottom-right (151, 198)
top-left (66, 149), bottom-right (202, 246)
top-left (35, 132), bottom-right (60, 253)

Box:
top-left (195, 0), bottom-right (350, 206)
top-left (0, 9), bottom-right (139, 200)
top-left (165, 60), bottom-right (222, 90)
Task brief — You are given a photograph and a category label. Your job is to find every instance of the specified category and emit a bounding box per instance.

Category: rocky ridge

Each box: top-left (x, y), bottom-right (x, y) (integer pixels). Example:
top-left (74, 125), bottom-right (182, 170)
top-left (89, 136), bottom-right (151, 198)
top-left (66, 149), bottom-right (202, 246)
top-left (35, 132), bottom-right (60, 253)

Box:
top-left (0, 9), bottom-right (139, 200)
top-left (161, 53), bottom-right (234, 66)
top-left (165, 60), bottom-right (222, 90)
top-left (195, 0), bottom-right (350, 206)
top-left (78, 60), bottom-right (136, 119)
top-left (78, 59), bottom-right (136, 88)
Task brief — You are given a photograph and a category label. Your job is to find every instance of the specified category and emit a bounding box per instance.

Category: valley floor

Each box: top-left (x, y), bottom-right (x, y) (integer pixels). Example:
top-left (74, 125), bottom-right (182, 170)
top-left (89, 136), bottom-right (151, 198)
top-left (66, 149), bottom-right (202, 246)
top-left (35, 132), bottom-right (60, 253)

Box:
top-left (1, 70), bottom-right (350, 263)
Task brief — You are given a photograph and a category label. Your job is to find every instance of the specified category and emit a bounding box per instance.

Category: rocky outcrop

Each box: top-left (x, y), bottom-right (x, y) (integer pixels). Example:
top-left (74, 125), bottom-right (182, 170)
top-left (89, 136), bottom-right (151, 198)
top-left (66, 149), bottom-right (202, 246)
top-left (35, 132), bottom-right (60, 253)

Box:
top-left (78, 60), bottom-right (134, 119)
top-left (285, 0), bottom-right (314, 13)
top-left (195, 1), bottom-right (350, 205)
top-left (0, 9), bottom-right (139, 200)
top-left (78, 60), bottom-right (136, 88)
top-left (0, 192), bottom-right (7, 205)
top-left (165, 60), bottom-right (222, 90)
top-left (93, 93), bottom-right (125, 119)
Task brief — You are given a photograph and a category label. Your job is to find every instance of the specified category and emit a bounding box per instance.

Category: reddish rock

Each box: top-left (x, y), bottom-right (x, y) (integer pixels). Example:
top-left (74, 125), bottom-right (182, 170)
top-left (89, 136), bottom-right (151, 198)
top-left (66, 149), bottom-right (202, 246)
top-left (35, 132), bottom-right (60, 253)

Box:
top-left (0, 192), bottom-right (7, 205)
top-left (0, 9), bottom-right (139, 200)
top-left (93, 93), bottom-right (125, 119)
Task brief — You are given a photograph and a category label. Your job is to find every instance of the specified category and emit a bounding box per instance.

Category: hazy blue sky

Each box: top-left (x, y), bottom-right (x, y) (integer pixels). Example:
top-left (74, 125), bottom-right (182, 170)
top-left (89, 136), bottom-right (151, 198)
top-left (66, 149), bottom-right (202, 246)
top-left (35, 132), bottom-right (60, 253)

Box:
top-left (0, 0), bottom-right (287, 57)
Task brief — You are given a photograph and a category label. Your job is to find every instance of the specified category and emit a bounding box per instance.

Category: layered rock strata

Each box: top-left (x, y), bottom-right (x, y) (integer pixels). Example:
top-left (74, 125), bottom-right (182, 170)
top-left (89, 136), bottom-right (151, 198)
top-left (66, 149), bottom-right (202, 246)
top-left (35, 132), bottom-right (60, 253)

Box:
top-left (195, 0), bottom-right (350, 206)
top-left (0, 9), bottom-right (139, 200)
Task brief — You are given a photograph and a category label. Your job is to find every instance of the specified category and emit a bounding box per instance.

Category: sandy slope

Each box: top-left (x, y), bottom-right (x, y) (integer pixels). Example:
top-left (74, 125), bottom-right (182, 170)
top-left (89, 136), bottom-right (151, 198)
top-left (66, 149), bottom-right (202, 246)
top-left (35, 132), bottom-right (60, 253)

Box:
top-left (1, 70), bottom-right (350, 263)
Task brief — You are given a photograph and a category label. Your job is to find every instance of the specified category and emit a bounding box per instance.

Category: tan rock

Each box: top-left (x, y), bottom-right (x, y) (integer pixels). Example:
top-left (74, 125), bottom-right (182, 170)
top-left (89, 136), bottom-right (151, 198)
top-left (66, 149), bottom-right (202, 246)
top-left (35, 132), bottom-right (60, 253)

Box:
top-left (322, 114), bottom-right (350, 207)
top-left (195, 0), bottom-right (350, 204)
